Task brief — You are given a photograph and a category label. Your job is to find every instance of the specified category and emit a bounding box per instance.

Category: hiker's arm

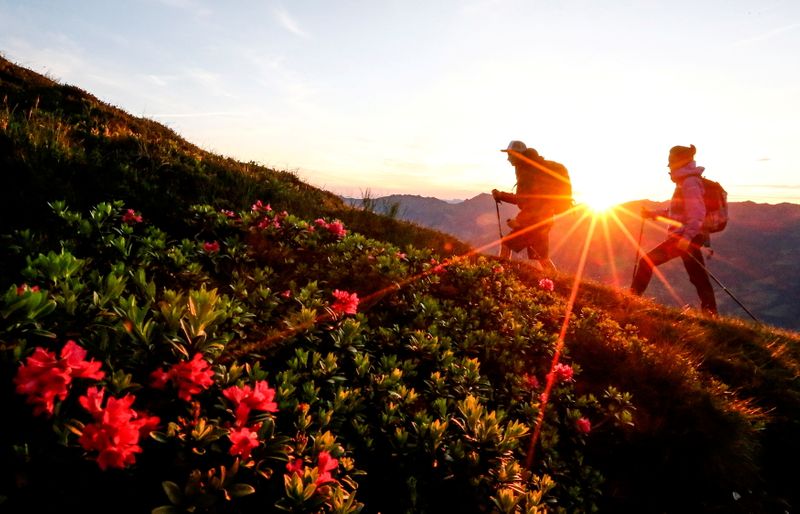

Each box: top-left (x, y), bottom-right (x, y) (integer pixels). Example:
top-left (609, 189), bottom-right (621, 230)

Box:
top-left (677, 179), bottom-right (706, 240)
top-left (492, 189), bottom-right (518, 205)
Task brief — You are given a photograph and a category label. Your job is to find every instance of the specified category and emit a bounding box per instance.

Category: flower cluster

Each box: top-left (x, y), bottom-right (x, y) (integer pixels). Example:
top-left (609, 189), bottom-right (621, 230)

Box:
top-left (286, 450), bottom-right (339, 486)
top-left (552, 363), bottom-right (574, 383)
top-left (538, 278), bottom-right (555, 292)
top-left (314, 218), bottom-right (347, 238)
top-left (222, 380), bottom-right (279, 426)
top-left (331, 289), bottom-right (359, 316)
top-left (150, 353), bottom-right (215, 401)
top-left (122, 209), bottom-right (143, 225)
top-left (14, 340), bottom-right (105, 416)
top-left (78, 386), bottom-right (160, 470)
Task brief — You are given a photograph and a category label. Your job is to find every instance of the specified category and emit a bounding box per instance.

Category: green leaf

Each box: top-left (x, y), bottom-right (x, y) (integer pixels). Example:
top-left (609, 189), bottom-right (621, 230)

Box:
top-left (161, 481), bottom-right (183, 505)
top-left (228, 483), bottom-right (256, 498)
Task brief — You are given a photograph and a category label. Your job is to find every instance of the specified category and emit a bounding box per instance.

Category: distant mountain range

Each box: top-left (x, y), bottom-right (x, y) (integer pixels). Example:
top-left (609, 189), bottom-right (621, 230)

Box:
top-left (344, 194), bottom-right (800, 330)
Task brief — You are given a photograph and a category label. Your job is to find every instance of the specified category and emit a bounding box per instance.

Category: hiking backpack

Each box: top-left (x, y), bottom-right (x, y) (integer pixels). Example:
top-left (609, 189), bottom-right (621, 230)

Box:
top-left (701, 177), bottom-right (728, 233)
top-left (541, 160), bottom-right (573, 215)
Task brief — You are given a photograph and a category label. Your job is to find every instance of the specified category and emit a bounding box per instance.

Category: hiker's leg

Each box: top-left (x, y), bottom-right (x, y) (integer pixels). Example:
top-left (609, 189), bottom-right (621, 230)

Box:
top-left (631, 239), bottom-right (679, 295)
top-left (528, 226), bottom-right (555, 270)
top-left (681, 237), bottom-right (718, 315)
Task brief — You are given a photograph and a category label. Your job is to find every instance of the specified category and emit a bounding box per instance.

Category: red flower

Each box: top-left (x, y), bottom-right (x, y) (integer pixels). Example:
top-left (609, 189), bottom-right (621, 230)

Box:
top-left (281, 289), bottom-right (292, 298)
top-left (331, 290), bottom-right (359, 316)
top-left (203, 241), bottom-right (220, 253)
top-left (220, 209), bottom-right (236, 218)
top-left (228, 425), bottom-right (261, 460)
top-left (538, 278), bottom-right (554, 292)
top-left (122, 209), bottom-right (143, 225)
top-left (251, 200), bottom-right (272, 212)
top-left (77, 387), bottom-right (160, 470)
top-left (326, 220), bottom-right (347, 238)
top-left (521, 373), bottom-right (539, 390)
top-left (149, 354), bottom-right (214, 402)
top-left (14, 341), bottom-right (105, 416)
top-left (222, 380), bottom-right (278, 426)
top-left (315, 451), bottom-right (339, 485)
top-left (552, 363), bottom-right (574, 383)
top-left (286, 456), bottom-right (305, 476)
top-left (492, 265), bottom-right (504, 274)
top-left (16, 283), bottom-right (41, 295)
top-left (576, 417), bottom-right (592, 434)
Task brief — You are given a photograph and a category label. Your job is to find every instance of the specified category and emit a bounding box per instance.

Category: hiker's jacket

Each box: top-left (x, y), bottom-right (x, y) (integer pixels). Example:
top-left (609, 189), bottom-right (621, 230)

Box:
top-left (495, 157), bottom-right (562, 227)
top-left (667, 161), bottom-right (706, 240)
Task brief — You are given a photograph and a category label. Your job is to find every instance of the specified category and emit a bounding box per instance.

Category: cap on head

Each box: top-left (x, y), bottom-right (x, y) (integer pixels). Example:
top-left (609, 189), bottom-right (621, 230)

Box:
top-left (501, 140), bottom-right (527, 153)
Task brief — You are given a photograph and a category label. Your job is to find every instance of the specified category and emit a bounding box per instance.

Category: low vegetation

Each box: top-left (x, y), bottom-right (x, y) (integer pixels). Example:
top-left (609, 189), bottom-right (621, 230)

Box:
top-left (1, 55), bottom-right (799, 513)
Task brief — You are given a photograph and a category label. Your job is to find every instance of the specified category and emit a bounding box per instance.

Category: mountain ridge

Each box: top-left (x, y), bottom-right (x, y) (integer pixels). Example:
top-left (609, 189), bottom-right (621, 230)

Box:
top-left (344, 193), bottom-right (800, 329)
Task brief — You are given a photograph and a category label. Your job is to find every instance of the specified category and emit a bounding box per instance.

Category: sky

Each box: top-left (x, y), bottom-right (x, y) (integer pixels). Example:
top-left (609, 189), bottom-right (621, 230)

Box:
top-left (1, 0), bottom-right (799, 206)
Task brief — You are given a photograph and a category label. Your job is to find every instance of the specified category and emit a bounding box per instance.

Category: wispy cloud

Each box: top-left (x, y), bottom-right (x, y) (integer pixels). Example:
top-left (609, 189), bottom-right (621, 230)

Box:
top-left (734, 22), bottom-right (800, 46)
top-left (273, 7), bottom-right (310, 38)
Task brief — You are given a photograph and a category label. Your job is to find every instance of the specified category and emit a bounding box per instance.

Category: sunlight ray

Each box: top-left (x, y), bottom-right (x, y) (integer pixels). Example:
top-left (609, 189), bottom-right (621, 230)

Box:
top-left (549, 205), bottom-right (593, 257)
top-left (607, 206), bottom-right (686, 306)
top-left (526, 213), bottom-right (598, 468)
top-left (600, 212), bottom-right (621, 288)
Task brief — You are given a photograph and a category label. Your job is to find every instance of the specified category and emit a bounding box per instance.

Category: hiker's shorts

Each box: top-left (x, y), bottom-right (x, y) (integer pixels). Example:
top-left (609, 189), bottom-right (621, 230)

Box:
top-left (504, 222), bottom-right (551, 258)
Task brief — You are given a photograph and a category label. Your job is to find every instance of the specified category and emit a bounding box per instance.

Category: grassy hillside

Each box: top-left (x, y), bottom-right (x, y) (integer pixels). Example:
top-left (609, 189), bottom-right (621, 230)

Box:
top-left (2, 56), bottom-right (800, 514)
top-left (0, 55), bottom-right (468, 257)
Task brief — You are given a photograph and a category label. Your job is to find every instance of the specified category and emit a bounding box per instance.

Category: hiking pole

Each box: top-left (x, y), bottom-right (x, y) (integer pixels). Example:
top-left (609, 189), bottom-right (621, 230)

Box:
top-left (495, 200), bottom-right (504, 239)
top-left (631, 215), bottom-right (645, 283)
top-left (687, 253), bottom-right (761, 323)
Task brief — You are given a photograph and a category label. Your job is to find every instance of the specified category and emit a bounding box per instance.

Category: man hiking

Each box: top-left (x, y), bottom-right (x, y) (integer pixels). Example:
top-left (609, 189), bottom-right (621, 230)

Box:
top-left (492, 140), bottom-right (571, 272)
top-left (630, 144), bottom-right (718, 316)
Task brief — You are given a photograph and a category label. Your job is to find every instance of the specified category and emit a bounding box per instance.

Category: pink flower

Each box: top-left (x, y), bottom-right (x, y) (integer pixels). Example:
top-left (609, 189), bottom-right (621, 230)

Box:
top-left (220, 209), bottom-right (236, 218)
top-left (149, 354), bottom-right (215, 402)
top-left (222, 380), bottom-right (278, 426)
top-left (122, 209), bottom-right (143, 225)
top-left (552, 363), bottom-right (574, 383)
top-left (326, 220), bottom-right (347, 238)
top-left (521, 373), bottom-right (539, 390)
top-left (203, 241), bottom-right (220, 253)
top-left (228, 425), bottom-right (261, 460)
top-left (576, 417), bottom-right (592, 434)
top-left (251, 200), bottom-right (272, 212)
top-left (315, 451), bottom-right (339, 485)
top-left (538, 278), bottom-right (554, 291)
top-left (14, 341), bottom-right (105, 416)
top-left (331, 290), bottom-right (359, 316)
top-left (77, 386), bottom-right (160, 470)
top-left (395, 252), bottom-right (407, 260)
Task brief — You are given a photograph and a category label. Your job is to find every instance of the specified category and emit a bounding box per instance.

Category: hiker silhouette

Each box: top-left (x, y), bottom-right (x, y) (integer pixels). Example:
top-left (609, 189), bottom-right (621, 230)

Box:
top-left (492, 140), bottom-right (571, 272)
top-left (630, 144), bottom-right (718, 316)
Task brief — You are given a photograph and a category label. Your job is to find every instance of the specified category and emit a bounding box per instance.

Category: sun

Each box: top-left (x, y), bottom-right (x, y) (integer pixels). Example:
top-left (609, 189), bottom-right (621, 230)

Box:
top-left (573, 174), bottom-right (638, 214)
top-left (576, 191), bottom-right (626, 213)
